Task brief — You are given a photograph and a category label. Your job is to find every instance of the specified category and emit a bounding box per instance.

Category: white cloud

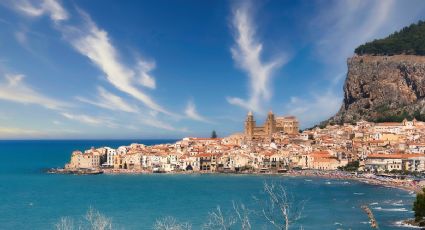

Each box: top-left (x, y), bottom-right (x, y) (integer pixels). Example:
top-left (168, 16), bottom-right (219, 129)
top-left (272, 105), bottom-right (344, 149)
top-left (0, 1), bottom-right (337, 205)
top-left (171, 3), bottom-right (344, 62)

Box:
top-left (227, 3), bottom-right (284, 113)
top-left (0, 126), bottom-right (44, 138)
top-left (139, 117), bottom-right (175, 131)
top-left (8, 0), bottom-right (185, 135)
top-left (62, 10), bottom-right (171, 115)
top-left (14, 30), bottom-right (27, 45)
top-left (137, 59), bottom-right (156, 89)
top-left (184, 100), bottom-right (211, 123)
top-left (312, 0), bottom-right (396, 64)
top-left (0, 126), bottom-right (81, 139)
top-left (285, 91), bottom-right (341, 128)
top-left (13, 0), bottom-right (68, 22)
top-left (52, 120), bottom-right (62, 125)
top-left (0, 73), bottom-right (67, 110)
top-left (61, 112), bottom-right (116, 127)
top-left (76, 86), bottom-right (139, 113)
top-left (12, 0), bottom-right (171, 116)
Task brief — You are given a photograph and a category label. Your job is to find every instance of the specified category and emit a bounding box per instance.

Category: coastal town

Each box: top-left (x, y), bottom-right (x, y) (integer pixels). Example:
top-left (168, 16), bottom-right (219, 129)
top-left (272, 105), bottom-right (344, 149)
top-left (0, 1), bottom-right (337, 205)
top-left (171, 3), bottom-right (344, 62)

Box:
top-left (60, 111), bottom-right (425, 187)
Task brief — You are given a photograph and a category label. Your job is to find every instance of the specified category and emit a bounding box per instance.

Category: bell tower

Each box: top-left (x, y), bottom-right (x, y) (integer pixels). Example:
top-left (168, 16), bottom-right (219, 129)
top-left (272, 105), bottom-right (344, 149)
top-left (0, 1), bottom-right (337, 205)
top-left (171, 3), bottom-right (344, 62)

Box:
top-left (245, 111), bottom-right (255, 139)
top-left (264, 110), bottom-right (276, 137)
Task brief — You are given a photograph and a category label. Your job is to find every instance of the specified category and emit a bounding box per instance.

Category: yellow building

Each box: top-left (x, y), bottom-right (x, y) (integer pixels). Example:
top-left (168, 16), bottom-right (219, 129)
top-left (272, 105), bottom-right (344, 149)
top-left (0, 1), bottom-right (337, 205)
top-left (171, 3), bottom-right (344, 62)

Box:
top-left (244, 111), bottom-right (299, 140)
top-left (65, 150), bottom-right (100, 169)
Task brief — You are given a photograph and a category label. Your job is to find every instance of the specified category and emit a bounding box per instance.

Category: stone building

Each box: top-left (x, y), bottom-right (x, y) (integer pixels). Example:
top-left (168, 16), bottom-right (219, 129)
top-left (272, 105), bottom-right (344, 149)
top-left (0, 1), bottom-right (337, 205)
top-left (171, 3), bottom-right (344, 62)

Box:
top-left (244, 111), bottom-right (299, 140)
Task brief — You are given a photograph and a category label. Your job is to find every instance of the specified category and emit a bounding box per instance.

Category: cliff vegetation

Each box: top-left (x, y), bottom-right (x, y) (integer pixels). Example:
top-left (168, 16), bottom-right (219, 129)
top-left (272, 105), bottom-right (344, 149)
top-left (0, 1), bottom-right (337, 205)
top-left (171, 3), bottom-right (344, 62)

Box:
top-left (355, 20), bottom-right (425, 56)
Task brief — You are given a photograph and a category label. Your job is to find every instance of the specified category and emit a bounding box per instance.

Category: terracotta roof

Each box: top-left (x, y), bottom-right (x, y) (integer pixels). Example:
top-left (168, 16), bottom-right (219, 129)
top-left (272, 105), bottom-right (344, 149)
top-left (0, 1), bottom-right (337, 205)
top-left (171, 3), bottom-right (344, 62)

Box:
top-left (376, 122), bottom-right (402, 126)
top-left (368, 153), bottom-right (425, 159)
top-left (197, 153), bottom-right (215, 158)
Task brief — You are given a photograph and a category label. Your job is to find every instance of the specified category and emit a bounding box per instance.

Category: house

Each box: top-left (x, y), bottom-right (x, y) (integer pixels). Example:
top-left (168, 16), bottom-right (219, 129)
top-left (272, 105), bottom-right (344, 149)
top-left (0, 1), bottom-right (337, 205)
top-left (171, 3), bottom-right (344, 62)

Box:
top-left (66, 150), bottom-right (100, 169)
top-left (365, 154), bottom-right (403, 172)
top-left (102, 147), bottom-right (116, 167)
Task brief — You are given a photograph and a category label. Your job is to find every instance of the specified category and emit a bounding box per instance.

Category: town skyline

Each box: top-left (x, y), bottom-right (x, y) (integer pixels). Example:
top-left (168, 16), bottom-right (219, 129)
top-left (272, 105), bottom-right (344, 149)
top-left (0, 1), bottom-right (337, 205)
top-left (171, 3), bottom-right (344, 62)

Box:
top-left (1, 0), bottom-right (425, 139)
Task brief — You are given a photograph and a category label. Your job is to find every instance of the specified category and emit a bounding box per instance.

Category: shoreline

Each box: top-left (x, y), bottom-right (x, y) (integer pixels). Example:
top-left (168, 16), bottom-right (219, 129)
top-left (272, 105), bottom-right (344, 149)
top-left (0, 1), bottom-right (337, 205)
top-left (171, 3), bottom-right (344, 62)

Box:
top-left (49, 168), bottom-right (423, 193)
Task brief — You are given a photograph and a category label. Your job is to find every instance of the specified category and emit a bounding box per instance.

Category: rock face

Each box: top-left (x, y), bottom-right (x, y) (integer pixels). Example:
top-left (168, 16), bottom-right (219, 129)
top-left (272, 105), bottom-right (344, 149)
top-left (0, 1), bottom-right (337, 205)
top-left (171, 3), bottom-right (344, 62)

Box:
top-left (329, 55), bottom-right (425, 124)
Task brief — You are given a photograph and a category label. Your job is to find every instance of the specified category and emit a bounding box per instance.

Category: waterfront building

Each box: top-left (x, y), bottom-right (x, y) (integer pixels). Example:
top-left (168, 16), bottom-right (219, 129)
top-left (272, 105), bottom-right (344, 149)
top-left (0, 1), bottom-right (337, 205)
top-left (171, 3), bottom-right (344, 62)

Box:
top-left (66, 150), bottom-right (100, 169)
top-left (64, 115), bottom-right (425, 174)
top-left (365, 153), bottom-right (425, 172)
top-left (102, 147), bottom-right (116, 167)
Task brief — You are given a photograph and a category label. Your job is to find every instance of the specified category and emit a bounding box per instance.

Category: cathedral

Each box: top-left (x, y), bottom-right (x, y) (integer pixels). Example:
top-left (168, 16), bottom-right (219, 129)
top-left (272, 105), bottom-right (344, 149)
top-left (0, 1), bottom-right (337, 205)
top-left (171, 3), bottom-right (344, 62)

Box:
top-left (244, 111), bottom-right (299, 140)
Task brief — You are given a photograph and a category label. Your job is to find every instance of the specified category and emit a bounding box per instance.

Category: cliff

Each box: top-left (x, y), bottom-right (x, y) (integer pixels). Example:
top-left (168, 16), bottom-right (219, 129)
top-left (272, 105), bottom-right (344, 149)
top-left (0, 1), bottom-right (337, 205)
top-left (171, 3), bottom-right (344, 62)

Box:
top-left (329, 55), bottom-right (425, 124)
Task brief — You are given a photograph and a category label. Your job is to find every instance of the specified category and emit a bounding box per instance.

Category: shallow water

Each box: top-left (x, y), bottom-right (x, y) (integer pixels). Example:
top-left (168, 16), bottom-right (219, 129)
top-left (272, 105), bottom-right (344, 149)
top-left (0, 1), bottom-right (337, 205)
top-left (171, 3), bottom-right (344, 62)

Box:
top-left (0, 140), bottom-right (416, 229)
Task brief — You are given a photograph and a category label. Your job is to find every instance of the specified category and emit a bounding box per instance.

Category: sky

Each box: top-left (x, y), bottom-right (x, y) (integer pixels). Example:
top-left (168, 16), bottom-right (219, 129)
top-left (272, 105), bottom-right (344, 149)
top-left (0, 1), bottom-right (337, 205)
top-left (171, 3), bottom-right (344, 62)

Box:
top-left (0, 0), bottom-right (425, 139)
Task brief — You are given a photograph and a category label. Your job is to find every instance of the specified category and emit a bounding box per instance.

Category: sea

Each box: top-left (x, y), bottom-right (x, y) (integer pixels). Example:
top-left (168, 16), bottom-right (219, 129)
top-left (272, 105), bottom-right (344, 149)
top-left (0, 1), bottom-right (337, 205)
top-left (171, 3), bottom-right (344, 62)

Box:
top-left (0, 140), bottom-right (417, 229)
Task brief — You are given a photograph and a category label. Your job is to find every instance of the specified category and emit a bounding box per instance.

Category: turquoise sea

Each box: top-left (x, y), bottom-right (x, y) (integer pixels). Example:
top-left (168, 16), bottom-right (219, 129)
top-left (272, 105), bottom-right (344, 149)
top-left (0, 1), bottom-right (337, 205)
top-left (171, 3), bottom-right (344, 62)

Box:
top-left (0, 140), bottom-right (417, 229)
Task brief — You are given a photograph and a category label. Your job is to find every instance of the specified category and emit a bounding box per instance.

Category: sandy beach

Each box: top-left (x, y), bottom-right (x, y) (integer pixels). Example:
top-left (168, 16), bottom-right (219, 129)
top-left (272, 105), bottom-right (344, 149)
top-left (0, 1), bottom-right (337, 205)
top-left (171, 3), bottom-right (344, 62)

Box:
top-left (96, 168), bottom-right (424, 193)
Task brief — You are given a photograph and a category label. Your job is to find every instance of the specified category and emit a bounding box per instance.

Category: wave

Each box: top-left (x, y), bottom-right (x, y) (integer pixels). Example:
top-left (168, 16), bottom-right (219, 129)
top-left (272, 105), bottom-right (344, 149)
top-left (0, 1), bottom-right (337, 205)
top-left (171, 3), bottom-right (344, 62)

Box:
top-left (353, 192), bottom-right (364, 195)
top-left (383, 199), bottom-right (405, 206)
top-left (334, 222), bottom-right (342, 226)
top-left (392, 200), bottom-right (404, 206)
top-left (393, 220), bottom-right (422, 229)
top-left (369, 202), bottom-right (379, 205)
top-left (304, 179), bottom-right (312, 182)
top-left (325, 181), bottom-right (332, 185)
top-left (373, 207), bottom-right (408, 212)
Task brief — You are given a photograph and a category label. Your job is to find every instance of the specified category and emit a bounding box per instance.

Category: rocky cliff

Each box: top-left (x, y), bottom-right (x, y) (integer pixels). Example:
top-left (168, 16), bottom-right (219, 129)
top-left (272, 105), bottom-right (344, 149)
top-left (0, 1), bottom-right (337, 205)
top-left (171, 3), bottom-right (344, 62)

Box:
top-left (329, 55), bottom-right (425, 124)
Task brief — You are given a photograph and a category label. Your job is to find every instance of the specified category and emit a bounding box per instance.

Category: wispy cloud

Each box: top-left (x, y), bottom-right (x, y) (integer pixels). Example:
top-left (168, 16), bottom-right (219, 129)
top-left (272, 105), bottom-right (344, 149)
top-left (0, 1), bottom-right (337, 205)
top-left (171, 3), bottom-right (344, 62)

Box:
top-left (312, 0), bottom-right (396, 64)
top-left (11, 0), bottom-right (174, 116)
top-left (227, 3), bottom-right (284, 114)
top-left (285, 90), bottom-right (341, 128)
top-left (12, 0), bottom-right (68, 22)
top-left (14, 30), bottom-right (27, 45)
top-left (184, 100), bottom-right (211, 123)
top-left (76, 86), bottom-right (139, 113)
top-left (139, 117), bottom-right (175, 131)
top-left (0, 126), bottom-right (81, 139)
top-left (0, 73), bottom-right (67, 110)
top-left (0, 126), bottom-right (43, 137)
top-left (62, 10), bottom-right (171, 115)
top-left (136, 59), bottom-right (156, 89)
top-left (61, 112), bottom-right (117, 128)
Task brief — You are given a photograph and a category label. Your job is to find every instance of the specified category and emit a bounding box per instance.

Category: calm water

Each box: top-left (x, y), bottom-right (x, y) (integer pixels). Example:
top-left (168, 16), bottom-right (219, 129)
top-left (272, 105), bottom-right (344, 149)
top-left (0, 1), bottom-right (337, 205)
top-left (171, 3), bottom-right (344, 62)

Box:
top-left (0, 140), bottom-right (416, 229)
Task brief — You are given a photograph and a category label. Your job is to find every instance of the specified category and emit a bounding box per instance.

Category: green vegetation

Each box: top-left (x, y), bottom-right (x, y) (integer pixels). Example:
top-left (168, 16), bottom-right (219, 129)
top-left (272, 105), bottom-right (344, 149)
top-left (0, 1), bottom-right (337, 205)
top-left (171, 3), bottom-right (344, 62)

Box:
top-left (414, 188), bottom-right (425, 224)
top-left (355, 20), bottom-right (425, 56)
top-left (372, 109), bottom-right (425, 123)
top-left (211, 130), bottom-right (217, 139)
top-left (338, 160), bottom-right (359, 171)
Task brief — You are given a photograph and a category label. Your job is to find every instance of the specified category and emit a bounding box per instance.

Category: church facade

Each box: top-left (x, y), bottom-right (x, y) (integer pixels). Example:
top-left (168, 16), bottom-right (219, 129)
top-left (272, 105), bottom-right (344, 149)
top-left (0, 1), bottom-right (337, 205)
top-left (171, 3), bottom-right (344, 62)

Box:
top-left (244, 111), bottom-right (299, 140)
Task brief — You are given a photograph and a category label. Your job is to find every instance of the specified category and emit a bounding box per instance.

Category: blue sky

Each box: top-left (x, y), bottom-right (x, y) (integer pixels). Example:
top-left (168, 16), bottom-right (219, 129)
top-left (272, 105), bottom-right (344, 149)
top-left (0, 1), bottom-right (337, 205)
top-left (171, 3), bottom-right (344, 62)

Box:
top-left (0, 0), bottom-right (425, 139)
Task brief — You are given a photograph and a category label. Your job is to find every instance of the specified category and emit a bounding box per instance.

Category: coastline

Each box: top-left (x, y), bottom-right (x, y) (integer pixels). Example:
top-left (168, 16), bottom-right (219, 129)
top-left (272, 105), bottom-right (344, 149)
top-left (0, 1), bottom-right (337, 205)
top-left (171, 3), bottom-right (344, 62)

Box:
top-left (50, 168), bottom-right (422, 193)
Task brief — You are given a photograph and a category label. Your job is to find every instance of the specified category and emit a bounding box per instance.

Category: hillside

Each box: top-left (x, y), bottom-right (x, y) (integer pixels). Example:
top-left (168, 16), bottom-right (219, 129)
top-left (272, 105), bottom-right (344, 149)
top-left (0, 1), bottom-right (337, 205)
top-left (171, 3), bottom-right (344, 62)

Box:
top-left (355, 20), bottom-right (425, 56)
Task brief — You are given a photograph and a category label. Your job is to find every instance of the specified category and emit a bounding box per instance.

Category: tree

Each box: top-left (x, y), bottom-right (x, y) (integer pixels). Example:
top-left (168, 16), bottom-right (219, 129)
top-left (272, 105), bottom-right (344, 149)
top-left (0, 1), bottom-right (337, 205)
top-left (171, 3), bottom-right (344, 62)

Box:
top-left (211, 130), bottom-right (218, 139)
top-left (339, 160), bottom-right (360, 171)
top-left (258, 182), bottom-right (305, 230)
top-left (414, 188), bottom-right (425, 222)
top-left (153, 216), bottom-right (191, 230)
top-left (203, 206), bottom-right (236, 230)
top-left (355, 20), bottom-right (425, 56)
top-left (55, 207), bottom-right (113, 230)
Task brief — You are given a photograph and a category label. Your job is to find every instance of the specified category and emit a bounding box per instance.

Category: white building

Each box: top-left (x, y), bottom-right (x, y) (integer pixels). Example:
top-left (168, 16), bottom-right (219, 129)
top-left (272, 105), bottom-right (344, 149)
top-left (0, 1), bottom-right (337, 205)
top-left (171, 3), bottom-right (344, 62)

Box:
top-left (102, 147), bottom-right (117, 167)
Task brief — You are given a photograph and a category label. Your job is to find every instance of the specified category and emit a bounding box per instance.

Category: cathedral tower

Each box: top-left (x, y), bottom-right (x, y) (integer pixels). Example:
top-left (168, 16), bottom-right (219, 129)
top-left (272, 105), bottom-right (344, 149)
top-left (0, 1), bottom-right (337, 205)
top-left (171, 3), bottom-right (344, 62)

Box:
top-left (264, 110), bottom-right (276, 137)
top-left (244, 111), bottom-right (255, 138)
